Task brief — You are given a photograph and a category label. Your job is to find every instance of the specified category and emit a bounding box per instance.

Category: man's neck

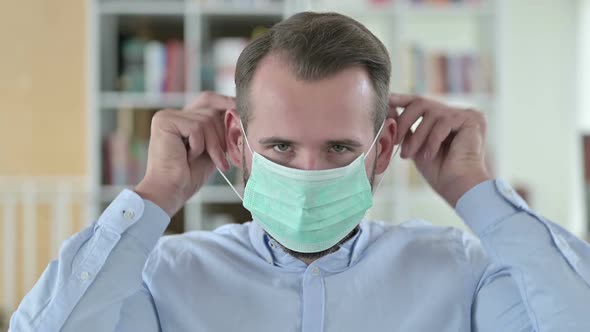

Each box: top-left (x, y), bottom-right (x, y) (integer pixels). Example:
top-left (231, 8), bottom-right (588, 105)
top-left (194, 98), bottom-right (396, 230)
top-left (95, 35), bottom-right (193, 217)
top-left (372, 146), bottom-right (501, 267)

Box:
top-left (272, 226), bottom-right (360, 265)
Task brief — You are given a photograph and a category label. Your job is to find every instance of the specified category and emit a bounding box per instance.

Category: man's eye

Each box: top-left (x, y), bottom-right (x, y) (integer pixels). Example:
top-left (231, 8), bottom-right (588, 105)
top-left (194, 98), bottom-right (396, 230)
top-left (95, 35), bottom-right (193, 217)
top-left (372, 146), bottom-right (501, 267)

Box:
top-left (273, 144), bottom-right (291, 152)
top-left (331, 145), bottom-right (348, 153)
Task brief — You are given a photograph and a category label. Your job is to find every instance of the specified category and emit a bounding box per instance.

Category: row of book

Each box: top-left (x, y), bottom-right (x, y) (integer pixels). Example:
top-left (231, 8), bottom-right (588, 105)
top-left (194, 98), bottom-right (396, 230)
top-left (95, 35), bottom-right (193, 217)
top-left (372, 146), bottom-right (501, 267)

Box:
top-left (102, 109), bottom-right (151, 185)
top-left (410, 0), bottom-right (481, 4)
top-left (197, 0), bottom-right (284, 6)
top-left (119, 38), bottom-right (186, 93)
top-left (401, 44), bottom-right (493, 95)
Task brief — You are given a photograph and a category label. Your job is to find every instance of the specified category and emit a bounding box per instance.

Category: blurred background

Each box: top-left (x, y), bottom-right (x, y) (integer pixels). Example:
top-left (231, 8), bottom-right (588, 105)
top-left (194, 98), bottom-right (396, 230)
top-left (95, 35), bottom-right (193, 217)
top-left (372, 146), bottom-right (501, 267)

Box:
top-left (1, 0), bottom-right (589, 328)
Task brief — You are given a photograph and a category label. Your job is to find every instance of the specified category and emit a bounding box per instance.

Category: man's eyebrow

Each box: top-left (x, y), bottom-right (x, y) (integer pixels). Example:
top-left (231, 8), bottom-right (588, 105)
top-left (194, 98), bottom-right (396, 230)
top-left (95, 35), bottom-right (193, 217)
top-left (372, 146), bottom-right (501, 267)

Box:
top-left (325, 139), bottom-right (363, 147)
top-left (258, 137), bottom-right (364, 147)
top-left (258, 137), bottom-right (297, 145)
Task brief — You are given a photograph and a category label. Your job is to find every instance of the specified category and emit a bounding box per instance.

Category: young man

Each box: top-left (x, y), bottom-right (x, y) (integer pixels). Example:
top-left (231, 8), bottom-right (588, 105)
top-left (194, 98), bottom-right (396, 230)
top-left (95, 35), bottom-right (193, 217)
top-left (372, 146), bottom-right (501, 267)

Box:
top-left (11, 12), bottom-right (590, 332)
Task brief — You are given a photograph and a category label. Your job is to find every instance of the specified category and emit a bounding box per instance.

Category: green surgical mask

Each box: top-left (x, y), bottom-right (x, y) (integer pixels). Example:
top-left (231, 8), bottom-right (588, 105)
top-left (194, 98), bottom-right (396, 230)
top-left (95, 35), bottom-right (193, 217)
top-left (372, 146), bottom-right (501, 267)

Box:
top-left (218, 121), bottom-right (387, 253)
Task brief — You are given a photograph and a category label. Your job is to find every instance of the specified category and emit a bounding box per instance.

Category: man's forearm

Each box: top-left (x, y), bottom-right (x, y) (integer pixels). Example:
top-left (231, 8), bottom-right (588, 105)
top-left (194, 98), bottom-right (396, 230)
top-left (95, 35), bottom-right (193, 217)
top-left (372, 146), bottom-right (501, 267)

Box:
top-left (10, 190), bottom-right (169, 331)
top-left (457, 179), bottom-right (590, 331)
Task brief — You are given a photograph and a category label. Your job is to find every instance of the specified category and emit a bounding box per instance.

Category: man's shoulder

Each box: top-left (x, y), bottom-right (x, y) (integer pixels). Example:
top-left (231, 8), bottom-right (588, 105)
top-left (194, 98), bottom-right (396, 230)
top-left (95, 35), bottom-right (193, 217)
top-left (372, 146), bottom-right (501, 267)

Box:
top-left (147, 222), bottom-right (256, 267)
top-left (362, 219), bottom-right (482, 253)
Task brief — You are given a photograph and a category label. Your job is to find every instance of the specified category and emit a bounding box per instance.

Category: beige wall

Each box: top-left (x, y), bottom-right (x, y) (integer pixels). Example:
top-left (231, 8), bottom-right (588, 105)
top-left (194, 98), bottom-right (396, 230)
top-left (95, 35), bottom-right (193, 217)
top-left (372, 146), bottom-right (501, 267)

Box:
top-left (0, 0), bottom-right (87, 319)
top-left (0, 0), bottom-right (86, 176)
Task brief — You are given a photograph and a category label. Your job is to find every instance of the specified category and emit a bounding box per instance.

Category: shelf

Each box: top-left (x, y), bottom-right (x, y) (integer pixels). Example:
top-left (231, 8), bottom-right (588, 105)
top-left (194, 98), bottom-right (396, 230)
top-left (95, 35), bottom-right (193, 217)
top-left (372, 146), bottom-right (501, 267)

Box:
top-left (100, 92), bottom-right (191, 109)
top-left (399, 3), bottom-right (490, 17)
top-left (99, 1), bottom-right (186, 15)
top-left (99, 185), bottom-right (130, 202)
top-left (311, 2), bottom-right (489, 18)
top-left (194, 2), bottom-right (284, 17)
top-left (99, 185), bottom-right (242, 204)
top-left (418, 93), bottom-right (494, 108)
top-left (189, 185), bottom-right (243, 204)
top-left (99, 0), bottom-right (284, 17)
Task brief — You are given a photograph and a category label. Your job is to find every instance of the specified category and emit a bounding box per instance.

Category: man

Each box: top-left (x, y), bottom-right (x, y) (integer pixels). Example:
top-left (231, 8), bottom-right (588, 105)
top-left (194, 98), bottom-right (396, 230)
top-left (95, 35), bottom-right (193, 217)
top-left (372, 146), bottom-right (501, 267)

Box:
top-left (10, 12), bottom-right (590, 332)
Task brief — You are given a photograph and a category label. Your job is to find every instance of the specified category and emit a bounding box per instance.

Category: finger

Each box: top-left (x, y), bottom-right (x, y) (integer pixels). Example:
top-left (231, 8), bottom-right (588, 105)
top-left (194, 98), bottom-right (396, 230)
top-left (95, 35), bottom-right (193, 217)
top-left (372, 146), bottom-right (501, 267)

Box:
top-left (400, 130), bottom-right (413, 159)
top-left (201, 120), bottom-right (229, 171)
top-left (423, 117), bottom-right (460, 161)
top-left (190, 122), bottom-right (229, 171)
top-left (211, 111), bottom-right (228, 152)
top-left (192, 111), bottom-right (227, 153)
top-left (184, 91), bottom-right (236, 112)
top-left (395, 98), bottom-right (427, 145)
top-left (389, 93), bottom-right (418, 108)
top-left (387, 97), bottom-right (400, 120)
top-left (401, 114), bottom-right (438, 159)
top-left (172, 112), bottom-right (228, 170)
top-left (179, 109), bottom-right (227, 153)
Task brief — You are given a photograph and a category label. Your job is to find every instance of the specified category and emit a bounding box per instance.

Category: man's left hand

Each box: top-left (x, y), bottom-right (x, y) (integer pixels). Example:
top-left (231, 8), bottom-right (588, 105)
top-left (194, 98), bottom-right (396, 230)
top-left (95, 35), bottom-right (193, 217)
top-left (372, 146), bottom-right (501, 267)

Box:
top-left (389, 94), bottom-right (493, 207)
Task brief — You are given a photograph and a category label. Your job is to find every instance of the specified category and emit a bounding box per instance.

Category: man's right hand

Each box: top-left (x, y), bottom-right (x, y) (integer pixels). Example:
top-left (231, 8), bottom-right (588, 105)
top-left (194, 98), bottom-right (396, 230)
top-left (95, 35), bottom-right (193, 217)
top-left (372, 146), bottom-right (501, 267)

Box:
top-left (134, 92), bottom-right (235, 216)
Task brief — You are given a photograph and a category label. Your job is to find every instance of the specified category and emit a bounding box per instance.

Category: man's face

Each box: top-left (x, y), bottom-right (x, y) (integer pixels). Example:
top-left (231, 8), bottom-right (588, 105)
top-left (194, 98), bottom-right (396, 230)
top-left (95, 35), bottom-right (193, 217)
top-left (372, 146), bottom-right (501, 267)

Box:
top-left (224, 54), bottom-right (396, 260)
top-left (230, 55), bottom-right (386, 178)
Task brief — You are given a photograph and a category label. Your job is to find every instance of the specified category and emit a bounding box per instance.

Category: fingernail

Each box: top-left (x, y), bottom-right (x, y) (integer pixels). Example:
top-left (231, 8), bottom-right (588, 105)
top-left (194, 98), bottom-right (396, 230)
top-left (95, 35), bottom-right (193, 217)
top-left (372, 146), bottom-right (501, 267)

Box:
top-left (424, 151), bottom-right (430, 160)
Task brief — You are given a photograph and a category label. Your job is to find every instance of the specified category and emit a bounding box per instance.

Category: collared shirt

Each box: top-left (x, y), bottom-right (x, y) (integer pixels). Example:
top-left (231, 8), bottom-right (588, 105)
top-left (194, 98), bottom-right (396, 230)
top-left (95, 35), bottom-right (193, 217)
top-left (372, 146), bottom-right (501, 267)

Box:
top-left (9, 179), bottom-right (590, 331)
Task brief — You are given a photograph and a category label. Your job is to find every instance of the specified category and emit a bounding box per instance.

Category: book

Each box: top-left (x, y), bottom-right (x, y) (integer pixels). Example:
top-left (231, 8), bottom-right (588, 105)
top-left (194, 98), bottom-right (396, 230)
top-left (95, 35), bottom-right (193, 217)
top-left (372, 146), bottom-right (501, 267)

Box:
top-left (402, 44), bottom-right (485, 96)
top-left (212, 38), bottom-right (249, 97)
top-left (164, 40), bottom-right (186, 92)
top-left (121, 38), bottom-right (145, 92)
top-left (102, 109), bottom-right (153, 186)
top-left (144, 41), bottom-right (166, 94)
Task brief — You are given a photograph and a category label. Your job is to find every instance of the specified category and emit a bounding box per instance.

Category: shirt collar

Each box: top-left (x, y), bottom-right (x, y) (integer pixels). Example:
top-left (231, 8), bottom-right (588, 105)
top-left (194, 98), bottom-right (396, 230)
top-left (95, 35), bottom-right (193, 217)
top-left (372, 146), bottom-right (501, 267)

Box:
top-left (248, 220), bottom-right (368, 272)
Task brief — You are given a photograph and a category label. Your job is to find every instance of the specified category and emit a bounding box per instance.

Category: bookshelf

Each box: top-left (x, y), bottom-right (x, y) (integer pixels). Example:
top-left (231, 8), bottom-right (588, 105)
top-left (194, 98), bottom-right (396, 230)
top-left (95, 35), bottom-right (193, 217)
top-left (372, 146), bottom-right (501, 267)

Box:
top-left (89, 0), bottom-right (500, 232)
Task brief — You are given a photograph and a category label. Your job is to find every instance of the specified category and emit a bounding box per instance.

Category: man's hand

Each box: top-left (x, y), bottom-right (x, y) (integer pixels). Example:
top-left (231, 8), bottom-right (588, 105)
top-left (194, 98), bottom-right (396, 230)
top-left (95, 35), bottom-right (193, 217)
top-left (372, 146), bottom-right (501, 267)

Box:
top-left (389, 94), bottom-right (492, 207)
top-left (135, 92), bottom-right (235, 216)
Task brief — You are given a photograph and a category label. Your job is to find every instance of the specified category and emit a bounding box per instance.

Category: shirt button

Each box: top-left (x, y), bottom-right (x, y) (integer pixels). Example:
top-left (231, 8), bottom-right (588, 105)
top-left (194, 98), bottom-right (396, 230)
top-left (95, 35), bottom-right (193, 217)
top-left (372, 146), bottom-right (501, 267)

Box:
top-left (122, 209), bottom-right (135, 220)
top-left (80, 271), bottom-right (90, 281)
top-left (311, 267), bottom-right (320, 277)
top-left (269, 240), bottom-right (277, 249)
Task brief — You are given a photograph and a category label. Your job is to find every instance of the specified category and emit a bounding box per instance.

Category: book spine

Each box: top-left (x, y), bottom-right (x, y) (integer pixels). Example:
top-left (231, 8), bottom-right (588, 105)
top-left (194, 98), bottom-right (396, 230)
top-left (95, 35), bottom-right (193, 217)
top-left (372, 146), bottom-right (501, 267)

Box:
top-left (144, 41), bottom-right (166, 93)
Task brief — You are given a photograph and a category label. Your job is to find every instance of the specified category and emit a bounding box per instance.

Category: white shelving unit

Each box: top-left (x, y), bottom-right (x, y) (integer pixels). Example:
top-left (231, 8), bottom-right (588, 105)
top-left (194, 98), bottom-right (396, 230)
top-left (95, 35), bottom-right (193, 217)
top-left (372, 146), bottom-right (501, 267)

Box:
top-left (88, 0), bottom-right (501, 232)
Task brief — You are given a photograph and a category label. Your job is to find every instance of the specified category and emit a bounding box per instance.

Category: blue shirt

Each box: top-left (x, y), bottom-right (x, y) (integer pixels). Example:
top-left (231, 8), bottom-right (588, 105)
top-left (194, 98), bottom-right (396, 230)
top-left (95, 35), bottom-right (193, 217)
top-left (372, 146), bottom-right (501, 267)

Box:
top-left (9, 179), bottom-right (590, 331)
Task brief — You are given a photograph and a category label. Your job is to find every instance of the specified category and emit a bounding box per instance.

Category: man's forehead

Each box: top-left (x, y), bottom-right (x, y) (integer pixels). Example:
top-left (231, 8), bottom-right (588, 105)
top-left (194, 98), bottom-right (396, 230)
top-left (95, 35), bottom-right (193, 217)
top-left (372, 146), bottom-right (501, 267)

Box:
top-left (246, 55), bottom-right (375, 138)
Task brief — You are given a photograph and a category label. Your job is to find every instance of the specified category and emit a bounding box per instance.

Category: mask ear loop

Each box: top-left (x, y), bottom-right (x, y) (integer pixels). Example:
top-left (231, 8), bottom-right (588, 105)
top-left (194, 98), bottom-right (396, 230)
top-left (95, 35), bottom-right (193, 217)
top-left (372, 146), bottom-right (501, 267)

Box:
top-left (372, 143), bottom-right (402, 194)
top-left (369, 120), bottom-right (403, 194)
top-left (239, 120), bottom-right (254, 155)
top-left (214, 120), bottom-right (252, 202)
top-left (367, 120), bottom-right (386, 156)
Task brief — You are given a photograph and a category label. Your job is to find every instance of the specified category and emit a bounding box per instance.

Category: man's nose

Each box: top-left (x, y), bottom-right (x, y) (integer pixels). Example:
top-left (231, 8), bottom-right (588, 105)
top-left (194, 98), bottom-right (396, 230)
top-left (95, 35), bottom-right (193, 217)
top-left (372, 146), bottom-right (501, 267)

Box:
top-left (293, 151), bottom-right (329, 171)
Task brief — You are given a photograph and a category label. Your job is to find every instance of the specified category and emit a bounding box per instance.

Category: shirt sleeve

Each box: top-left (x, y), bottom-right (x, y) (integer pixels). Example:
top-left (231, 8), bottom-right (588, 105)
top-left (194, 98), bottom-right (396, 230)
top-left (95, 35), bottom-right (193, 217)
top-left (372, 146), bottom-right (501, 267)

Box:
top-left (457, 179), bottom-right (590, 332)
top-left (9, 189), bottom-right (170, 332)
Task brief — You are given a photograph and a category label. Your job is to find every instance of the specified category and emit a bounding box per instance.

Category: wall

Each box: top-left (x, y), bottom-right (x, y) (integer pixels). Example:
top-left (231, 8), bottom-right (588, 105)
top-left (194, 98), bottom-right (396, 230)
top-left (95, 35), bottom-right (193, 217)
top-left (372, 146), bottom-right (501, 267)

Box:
top-left (0, 1), bottom-right (87, 175)
top-left (0, 0), bottom-right (87, 317)
top-left (498, 0), bottom-right (586, 236)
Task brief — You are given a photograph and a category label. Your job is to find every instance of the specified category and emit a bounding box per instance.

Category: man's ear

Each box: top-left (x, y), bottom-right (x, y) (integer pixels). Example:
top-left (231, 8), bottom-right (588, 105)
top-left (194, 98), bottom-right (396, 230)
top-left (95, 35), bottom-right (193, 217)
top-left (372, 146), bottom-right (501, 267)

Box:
top-left (375, 118), bottom-right (397, 175)
top-left (225, 109), bottom-right (244, 169)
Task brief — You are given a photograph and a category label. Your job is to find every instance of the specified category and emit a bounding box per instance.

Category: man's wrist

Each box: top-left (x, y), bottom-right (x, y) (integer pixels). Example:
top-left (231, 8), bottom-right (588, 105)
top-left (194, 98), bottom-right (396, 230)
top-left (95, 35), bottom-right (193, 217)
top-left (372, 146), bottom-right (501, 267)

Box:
top-left (134, 181), bottom-right (182, 217)
top-left (439, 172), bottom-right (492, 208)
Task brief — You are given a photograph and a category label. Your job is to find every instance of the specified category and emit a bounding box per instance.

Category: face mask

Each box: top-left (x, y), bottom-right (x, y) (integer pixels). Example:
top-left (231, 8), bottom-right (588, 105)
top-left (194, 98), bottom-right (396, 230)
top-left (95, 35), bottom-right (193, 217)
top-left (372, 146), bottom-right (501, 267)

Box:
top-left (218, 121), bottom-right (386, 253)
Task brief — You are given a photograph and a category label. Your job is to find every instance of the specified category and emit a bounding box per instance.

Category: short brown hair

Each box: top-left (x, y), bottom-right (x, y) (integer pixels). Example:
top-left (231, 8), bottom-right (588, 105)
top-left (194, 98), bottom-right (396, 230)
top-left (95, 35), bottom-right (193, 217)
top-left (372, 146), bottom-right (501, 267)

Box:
top-left (235, 12), bottom-right (391, 133)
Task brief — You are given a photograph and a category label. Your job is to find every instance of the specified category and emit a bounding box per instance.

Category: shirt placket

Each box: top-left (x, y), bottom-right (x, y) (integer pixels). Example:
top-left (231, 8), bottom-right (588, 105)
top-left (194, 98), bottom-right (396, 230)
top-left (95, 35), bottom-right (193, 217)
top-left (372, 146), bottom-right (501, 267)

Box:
top-left (301, 264), bottom-right (325, 332)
